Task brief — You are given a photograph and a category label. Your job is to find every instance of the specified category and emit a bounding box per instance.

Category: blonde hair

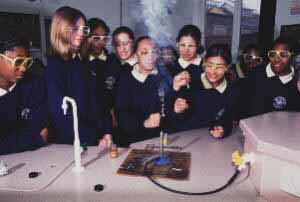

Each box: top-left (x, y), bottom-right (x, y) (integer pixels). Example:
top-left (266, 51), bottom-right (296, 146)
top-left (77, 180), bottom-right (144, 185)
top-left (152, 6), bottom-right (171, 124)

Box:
top-left (50, 6), bottom-right (86, 61)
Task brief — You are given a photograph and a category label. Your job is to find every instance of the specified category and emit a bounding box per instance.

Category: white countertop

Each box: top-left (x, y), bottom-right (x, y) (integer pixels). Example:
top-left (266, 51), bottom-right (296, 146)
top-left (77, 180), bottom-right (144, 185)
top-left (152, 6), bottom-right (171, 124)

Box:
top-left (0, 128), bottom-right (264, 202)
top-left (240, 111), bottom-right (300, 164)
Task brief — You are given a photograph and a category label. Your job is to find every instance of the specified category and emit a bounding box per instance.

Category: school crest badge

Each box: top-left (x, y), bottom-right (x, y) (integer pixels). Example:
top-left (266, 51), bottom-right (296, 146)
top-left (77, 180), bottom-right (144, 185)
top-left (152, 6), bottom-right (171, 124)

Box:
top-left (273, 96), bottom-right (287, 110)
top-left (105, 76), bottom-right (116, 90)
top-left (21, 108), bottom-right (31, 120)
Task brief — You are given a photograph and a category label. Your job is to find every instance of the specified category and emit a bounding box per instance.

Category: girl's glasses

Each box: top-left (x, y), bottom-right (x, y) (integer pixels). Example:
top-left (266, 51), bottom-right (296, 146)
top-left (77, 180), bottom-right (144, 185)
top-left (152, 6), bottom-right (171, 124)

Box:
top-left (243, 54), bottom-right (263, 64)
top-left (268, 50), bottom-right (292, 59)
top-left (177, 43), bottom-right (197, 49)
top-left (70, 26), bottom-right (90, 36)
top-left (91, 35), bottom-right (111, 43)
top-left (114, 40), bottom-right (132, 48)
top-left (161, 55), bottom-right (175, 59)
top-left (0, 54), bottom-right (33, 69)
top-left (137, 49), bottom-right (160, 57)
top-left (203, 62), bottom-right (228, 71)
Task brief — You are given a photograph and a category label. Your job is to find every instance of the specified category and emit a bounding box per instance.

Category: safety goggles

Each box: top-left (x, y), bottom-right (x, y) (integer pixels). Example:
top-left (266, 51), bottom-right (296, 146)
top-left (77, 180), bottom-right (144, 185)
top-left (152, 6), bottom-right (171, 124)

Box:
top-left (203, 62), bottom-right (228, 71)
top-left (177, 43), bottom-right (197, 49)
top-left (69, 26), bottom-right (90, 37)
top-left (114, 40), bottom-right (132, 48)
top-left (0, 54), bottom-right (33, 69)
top-left (243, 54), bottom-right (263, 64)
top-left (90, 35), bottom-right (111, 43)
top-left (267, 50), bottom-right (292, 59)
top-left (160, 55), bottom-right (175, 59)
top-left (137, 49), bottom-right (160, 57)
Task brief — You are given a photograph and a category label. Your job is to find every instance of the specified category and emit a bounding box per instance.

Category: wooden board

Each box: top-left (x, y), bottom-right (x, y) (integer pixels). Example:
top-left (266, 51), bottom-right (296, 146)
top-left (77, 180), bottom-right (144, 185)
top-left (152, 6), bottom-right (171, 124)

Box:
top-left (117, 149), bottom-right (191, 180)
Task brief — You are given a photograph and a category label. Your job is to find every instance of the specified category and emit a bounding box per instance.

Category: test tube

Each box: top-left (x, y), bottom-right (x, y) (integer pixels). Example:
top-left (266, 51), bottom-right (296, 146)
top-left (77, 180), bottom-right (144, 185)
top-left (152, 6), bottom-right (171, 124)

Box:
top-left (110, 144), bottom-right (118, 158)
top-left (163, 133), bottom-right (168, 146)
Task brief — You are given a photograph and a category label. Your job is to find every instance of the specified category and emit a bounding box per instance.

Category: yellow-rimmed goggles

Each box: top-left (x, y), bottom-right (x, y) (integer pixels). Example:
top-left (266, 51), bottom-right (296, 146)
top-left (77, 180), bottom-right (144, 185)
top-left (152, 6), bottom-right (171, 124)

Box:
top-left (203, 62), bottom-right (228, 71)
top-left (0, 54), bottom-right (33, 69)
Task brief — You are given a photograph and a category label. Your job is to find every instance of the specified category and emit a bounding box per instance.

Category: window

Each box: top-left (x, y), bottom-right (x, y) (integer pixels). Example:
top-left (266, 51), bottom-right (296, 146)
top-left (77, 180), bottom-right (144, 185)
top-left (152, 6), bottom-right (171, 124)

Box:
top-left (0, 12), bottom-right (42, 59)
top-left (0, 12), bottom-right (41, 49)
top-left (205, 0), bottom-right (235, 48)
top-left (240, 0), bottom-right (261, 50)
top-left (122, 0), bottom-right (195, 47)
top-left (122, 0), bottom-right (262, 62)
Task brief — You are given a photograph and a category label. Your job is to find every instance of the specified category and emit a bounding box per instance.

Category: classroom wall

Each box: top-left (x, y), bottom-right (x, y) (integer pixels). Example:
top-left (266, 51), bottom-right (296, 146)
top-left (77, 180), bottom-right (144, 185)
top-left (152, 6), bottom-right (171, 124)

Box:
top-left (0, 0), bottom-right (121, 27)
top-left (2, 1), bottom-right (298, 44)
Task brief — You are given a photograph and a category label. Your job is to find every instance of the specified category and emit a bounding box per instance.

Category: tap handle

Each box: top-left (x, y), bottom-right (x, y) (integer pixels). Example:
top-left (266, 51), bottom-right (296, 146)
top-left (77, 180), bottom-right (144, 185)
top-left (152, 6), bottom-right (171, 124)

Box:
top-left (62, 102), bottom-right (68, 115)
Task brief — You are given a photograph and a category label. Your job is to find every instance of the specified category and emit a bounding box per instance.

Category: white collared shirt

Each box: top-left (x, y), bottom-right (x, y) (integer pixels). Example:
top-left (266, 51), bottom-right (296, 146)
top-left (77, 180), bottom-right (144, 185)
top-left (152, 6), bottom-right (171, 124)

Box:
top-left (0, 83), bottom-right (16, 97)
top-left (201, 73), bottom-right (227, 94)
top-left (178, 55), bottom-right (202, 69)
top-left (121, 57), bottom-right (137, 66)
top-left (235, 62), bottom-right (245, 79)
top-left (72, 53), bottom-right (82, 60)
top-left (131, 64), bottom-right (158, 83)
top-left (89, 51), bottom-right (107, 61)
top-left (266, 63), bottom-right (294, 84)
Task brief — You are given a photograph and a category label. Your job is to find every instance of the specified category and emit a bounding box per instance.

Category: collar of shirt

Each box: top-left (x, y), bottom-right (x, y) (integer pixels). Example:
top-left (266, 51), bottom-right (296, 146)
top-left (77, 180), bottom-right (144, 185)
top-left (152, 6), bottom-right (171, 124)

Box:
top-left (178, 55), bottom-right (202, 69)
top-left (121, 57), bottom-right (137, 66)
top-left (266, 63), bottom-right (294, 84)
top-left (236, 62), bottom-right (245, 78)
top-left (201, 73), bottom-right (227, 94)
top-left (131, 64), bottom-right (158, 83)
top-left (89, 51), bottom-right (107, 61)
top-left (0, 83), bottom-right (16, 97)
top-left (72, 53), bottom-right (82, 60)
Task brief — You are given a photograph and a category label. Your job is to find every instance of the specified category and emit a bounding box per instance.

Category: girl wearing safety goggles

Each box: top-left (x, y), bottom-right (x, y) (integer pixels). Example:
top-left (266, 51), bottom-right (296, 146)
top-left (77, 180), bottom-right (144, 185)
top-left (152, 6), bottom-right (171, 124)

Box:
top-left (81, 18), bottom-right (110, 63)
top-left (229, 44), bottom-right (264, 81)
top-left (46, 6), bottom-right (112, 147)
top-left (240, 36), bottom-right (300, 119)
top-left (170, 44), bottom-right (239, 139)
top-left (170, 25), bottom-right (203, 88)
top-left (80, 17), bottom-right (111, 108)
top-left (115, 36), bottom-right (173, 145)
top-left (0, 35), bottom-right (48, 155)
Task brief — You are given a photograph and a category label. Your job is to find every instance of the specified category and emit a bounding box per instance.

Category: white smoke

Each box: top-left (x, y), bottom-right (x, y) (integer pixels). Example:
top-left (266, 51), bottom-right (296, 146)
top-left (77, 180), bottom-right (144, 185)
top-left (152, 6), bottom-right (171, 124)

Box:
top-left (139, 0), bottom-right (177, 46)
